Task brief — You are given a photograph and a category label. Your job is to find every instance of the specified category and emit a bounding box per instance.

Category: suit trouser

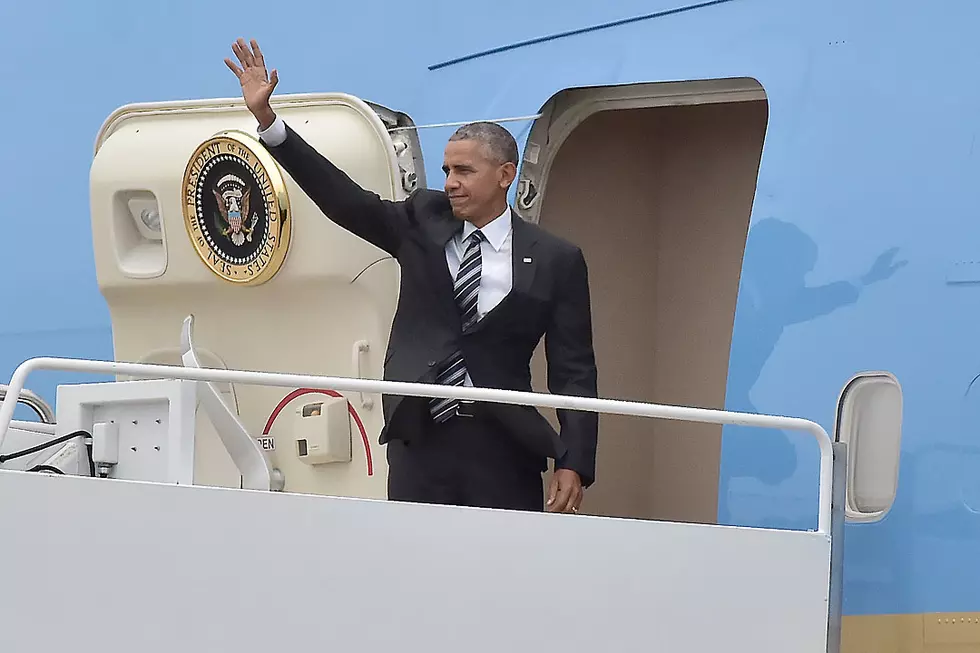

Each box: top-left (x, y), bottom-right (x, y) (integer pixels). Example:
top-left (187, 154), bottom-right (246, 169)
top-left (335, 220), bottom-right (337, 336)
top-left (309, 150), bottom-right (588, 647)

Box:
top-left (385, 401), bottom-right (544, 511)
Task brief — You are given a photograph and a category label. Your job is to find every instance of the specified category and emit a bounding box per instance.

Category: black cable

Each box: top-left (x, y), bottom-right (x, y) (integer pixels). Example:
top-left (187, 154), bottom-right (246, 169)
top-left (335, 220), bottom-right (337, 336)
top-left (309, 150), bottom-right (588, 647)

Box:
top-left (84, 439), bottom-right (96, 477)
top-left (0, 429), bottom-right (92, 464)
top-left (27, 464), bottom-right (65, 474)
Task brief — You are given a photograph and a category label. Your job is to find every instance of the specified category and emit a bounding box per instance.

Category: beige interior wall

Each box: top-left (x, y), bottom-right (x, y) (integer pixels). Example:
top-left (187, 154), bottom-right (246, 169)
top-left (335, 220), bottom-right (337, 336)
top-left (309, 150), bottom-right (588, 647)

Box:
top-left (530, 100), bottom-right (768, 522)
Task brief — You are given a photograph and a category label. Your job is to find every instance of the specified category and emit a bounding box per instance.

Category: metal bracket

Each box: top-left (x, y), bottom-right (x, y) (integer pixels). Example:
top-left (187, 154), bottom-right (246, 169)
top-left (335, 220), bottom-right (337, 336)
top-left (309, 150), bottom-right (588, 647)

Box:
top-left (352, 340), bottom-right (374, 410)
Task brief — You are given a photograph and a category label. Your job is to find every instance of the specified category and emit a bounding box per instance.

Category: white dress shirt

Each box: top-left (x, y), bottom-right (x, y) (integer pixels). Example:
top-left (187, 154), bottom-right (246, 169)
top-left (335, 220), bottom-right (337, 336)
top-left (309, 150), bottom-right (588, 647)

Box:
top-left (258, 116), bottom-right (515, 387)
top-left (258, 115), bottom-right (289, 146)
top-left (445, 208), bottom-right (513, 320)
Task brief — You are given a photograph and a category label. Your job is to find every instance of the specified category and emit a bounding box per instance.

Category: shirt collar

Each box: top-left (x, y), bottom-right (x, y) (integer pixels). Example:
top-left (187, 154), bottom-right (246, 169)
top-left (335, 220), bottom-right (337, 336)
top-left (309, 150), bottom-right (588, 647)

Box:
top-left (461, 206), bottom-right (512, 252)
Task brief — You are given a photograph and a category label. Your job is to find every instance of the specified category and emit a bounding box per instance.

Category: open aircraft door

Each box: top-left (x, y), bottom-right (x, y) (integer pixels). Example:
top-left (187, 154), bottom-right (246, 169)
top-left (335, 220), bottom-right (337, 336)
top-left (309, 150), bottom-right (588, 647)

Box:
top-left (89, 93), bottom-right (426, 497)
top-left (0, 88), bottom-right (846, 652)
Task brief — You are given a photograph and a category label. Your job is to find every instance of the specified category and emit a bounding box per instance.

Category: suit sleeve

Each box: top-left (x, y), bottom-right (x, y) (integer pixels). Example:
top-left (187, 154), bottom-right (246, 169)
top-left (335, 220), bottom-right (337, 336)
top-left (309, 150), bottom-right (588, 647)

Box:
top-left (545, 246), bottom-right (599, 487)
top-left (261, 120), bottom-right (409, 256)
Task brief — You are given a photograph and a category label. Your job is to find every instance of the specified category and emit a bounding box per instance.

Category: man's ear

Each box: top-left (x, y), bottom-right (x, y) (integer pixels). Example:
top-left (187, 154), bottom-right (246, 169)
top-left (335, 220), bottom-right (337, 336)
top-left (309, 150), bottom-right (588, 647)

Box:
top-left (498, 162), bottom-right (517, 189)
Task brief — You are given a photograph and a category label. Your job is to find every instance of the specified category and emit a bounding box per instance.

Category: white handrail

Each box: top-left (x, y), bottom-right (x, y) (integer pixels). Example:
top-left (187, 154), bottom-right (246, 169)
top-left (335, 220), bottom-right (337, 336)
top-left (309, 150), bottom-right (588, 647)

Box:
top-left (0, 385), bottom-right (55, 424)
top-left (0, 356), bottom-right (834, 533)
top-left (8, 420), bottom-right (57, 436)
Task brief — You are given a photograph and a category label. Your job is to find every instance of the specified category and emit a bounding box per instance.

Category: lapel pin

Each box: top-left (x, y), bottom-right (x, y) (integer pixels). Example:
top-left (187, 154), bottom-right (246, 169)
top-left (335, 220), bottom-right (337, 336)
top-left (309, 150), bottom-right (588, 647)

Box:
top-left (523, 257), bottom-right (533, 264)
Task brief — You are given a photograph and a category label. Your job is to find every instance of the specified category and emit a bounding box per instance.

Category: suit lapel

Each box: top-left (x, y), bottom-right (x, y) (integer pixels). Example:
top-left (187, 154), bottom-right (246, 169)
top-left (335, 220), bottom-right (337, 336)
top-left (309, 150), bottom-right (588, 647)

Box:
top-left (421, 212), bottom-right (463, 327)
top-left (510, 211), bottom-right (538, 297)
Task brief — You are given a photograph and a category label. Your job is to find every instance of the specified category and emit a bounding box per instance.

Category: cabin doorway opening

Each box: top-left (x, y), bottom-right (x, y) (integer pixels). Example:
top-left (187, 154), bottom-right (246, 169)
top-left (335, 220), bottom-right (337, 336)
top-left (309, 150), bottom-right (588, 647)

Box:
top-left (521, 79), bottom-right (769, 523)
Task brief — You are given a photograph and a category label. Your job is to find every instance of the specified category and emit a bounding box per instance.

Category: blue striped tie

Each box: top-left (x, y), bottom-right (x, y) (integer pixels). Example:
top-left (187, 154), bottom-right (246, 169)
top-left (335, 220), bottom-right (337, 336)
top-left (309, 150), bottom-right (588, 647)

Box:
top-left (430, 230), bottom-right (484, 423)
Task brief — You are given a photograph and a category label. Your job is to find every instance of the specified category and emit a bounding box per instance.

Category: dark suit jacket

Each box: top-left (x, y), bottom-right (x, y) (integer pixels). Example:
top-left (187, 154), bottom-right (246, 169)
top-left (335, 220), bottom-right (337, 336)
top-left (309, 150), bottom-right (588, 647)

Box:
top-left (262, 123), bottom-right (600, 485)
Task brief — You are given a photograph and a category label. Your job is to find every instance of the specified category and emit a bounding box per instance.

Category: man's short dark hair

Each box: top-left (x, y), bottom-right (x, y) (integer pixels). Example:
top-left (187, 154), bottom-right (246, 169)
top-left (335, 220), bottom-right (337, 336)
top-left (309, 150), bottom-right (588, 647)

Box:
top-left (449, 121), bottom-right (519, 167)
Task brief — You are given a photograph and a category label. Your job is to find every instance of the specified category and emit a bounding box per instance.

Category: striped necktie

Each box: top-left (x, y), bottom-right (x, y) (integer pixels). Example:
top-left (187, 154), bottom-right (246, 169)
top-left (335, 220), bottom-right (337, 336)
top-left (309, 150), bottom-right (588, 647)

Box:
top-left (430, 230), bottom-right (484, 423)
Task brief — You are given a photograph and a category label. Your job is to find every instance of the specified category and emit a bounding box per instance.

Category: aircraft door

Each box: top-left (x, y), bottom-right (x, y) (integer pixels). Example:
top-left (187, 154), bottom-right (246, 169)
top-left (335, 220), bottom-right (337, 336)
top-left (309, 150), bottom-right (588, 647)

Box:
top-left (89, 92), bottom-right (425, 498)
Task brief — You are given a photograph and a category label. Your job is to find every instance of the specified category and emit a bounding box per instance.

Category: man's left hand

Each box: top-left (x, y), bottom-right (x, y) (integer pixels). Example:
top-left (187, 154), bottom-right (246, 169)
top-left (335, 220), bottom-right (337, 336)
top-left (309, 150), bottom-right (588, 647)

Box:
top-left (546, 469), bottom-right (583, 513)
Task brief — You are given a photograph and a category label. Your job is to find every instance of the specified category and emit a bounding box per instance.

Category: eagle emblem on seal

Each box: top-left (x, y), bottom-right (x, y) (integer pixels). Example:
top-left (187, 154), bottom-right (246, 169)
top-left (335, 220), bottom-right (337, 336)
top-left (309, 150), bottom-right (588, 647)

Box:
top-left (212, 173), bottom-right (259, 247)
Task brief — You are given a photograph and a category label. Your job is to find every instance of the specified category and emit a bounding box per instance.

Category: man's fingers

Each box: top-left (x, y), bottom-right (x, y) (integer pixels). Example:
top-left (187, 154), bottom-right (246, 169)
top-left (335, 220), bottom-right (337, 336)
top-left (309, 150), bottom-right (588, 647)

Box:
top-left (234, 38), bottom-right (255, 67)
top-left (546, 476), bottom-right (558, 507)
top-left (251, 39), bottom-right (265, 66)
top-left (571, 487), bottom-right (584, 513)
top-left (224, 58), bottom-right (243, 78)
top-left (236, 37), bottom-right (255, 66)
top-left (549, 483), bottom-right (573, 513)
top-left (231, 42), bottom-right (246, 68)
top-left (555, 489), bottom-right (573, 512)
top-left (269, 69), bottom-right (279, 90)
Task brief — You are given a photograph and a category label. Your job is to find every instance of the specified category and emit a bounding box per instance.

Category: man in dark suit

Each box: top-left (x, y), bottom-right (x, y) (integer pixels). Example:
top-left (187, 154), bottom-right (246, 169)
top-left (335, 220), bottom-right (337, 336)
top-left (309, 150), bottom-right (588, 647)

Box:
top-left (225, 38), bottom-right (598, 513)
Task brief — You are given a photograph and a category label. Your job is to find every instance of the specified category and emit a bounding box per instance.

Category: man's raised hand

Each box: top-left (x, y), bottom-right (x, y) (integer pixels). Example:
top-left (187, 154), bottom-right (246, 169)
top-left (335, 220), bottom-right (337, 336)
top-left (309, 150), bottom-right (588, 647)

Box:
top-left (225, 38), bottom-right (279, 130)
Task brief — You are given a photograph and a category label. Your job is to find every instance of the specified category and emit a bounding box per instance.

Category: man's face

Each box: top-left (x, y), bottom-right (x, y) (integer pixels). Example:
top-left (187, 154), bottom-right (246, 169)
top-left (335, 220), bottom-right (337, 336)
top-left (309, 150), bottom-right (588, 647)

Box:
top-left (442, 139), bottom-right (515, 221)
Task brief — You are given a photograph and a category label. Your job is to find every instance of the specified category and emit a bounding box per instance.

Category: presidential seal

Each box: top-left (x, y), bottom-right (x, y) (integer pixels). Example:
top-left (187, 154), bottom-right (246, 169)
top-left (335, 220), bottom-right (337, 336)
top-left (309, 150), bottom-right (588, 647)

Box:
top-left (181, 131), bottom-right (291, 285)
